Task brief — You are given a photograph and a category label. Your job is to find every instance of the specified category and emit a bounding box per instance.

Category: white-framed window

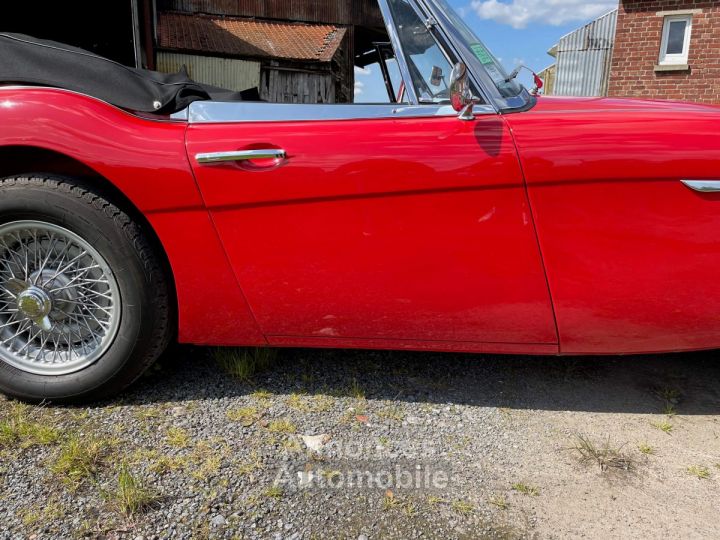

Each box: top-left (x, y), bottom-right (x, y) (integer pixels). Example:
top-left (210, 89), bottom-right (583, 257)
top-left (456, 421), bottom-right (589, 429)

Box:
top-left (659, 14), bottom-right (693, 65)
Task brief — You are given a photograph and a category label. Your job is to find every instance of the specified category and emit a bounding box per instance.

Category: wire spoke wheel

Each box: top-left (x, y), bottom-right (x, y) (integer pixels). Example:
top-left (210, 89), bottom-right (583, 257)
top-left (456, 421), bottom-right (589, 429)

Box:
top-left (0, 220), bottom-right (121, 375)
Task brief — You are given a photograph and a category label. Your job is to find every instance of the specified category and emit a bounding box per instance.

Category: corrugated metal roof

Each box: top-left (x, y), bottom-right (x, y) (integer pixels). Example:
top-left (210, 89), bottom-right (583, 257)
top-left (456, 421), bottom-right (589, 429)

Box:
top-left (553, 9), bottom-right (617, 97)
top-left (157, 12), bottom-right (347, 62)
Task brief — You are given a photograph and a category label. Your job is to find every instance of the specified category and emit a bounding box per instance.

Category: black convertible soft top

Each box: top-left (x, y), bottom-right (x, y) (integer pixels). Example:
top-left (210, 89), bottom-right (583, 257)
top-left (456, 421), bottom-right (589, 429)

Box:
top-left (0, 33), bottom-right (258, 114)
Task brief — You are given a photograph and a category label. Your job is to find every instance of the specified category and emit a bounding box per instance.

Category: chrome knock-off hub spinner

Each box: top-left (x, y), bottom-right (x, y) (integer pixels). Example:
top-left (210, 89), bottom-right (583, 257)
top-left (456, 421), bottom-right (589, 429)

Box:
top-left (16, 284), bottom-right (53, 331)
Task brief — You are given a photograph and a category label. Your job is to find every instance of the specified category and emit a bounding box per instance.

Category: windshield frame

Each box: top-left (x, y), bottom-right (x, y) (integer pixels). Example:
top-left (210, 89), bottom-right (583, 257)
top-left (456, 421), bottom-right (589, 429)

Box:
top-left (380, 0), bottom-right (534, 113)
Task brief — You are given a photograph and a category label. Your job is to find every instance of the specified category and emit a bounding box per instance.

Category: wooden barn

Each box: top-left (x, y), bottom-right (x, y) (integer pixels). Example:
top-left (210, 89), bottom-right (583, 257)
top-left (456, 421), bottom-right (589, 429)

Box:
top-left (1, 0), bottom-right (386, 104)
top-left (153, 0), bottom-right (384, 104)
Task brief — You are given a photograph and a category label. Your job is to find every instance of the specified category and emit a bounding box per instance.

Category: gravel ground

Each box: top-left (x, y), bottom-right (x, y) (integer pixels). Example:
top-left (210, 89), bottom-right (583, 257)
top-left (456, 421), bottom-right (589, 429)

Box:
top-left (1, 346), bottom-right (720, 539)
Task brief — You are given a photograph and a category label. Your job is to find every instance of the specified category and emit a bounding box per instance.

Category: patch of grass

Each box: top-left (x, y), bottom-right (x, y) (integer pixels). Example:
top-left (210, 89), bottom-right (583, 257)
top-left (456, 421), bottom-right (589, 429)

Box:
top-left (382, 492), bottom-right (416, 515)
top-left (687, 465), bottom-right (711, 479)
top-left (378, 436), bottom-right (390, 447)
top-left (653, 386), bottom-right (681, 403)
top-left (572, 434), bottom-right (635, 472)
top-left (215, 347), bottom-right (277, 382)
top-left (282, 437), bottom-right (302, 452)
top-left (652, 420), bottom-right (673, 434)
top-left (251, 389), bottom-right (273, 401)
top-left (267, 419), bottom-right (296, 434)
top-left (511, 483), bottom-right (540, 497)
top-left (427, 495), bottom-right (447, 505)
top-left (50, 435), bottom-right (111, 488)
top-left (348, 379), bottom-right (365, 399)
top-left (488, 494), bottom-right (509, 510)
top-left (133, 407), bottom-right (162, 420)
top-left (166, 427), bottom-right (191, 448)
top-left (264, 485), bottom-right (284, 499)
top-left (377, 406), bottom-right (405, 422)
top-left (662, 404), bottom-right (677, 416)
top-left (109, 463), bottom-right (160, 517)
top-left (451, 499), bottom-right (474, 514)
top-left (150, 455), bottom-right (187, 475)
top-left (638, 443), bottom-right (655, 455)
top-left (320, 469), bottom-right (341, 482)
top-left (226, 406), bottom-right (261, 426)
top-left (0, 404), bottom-right (61, 449)
top-left (237, 451), bottom-right (263, 476)
top-left (286, 393), bottom-right (334, 414)
top-left (20, 496), bottom-right (64, 528)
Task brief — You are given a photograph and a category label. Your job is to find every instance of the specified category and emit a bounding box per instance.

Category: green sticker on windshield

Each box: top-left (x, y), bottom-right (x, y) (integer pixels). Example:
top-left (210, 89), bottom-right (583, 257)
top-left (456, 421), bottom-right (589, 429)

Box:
top-left (470, 43), bottom-right (494, 65)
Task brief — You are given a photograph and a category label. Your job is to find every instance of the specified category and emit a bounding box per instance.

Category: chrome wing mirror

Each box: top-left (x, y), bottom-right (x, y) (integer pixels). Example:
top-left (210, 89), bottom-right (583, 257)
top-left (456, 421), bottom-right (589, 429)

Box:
top-left (449, 63), bottom-right (481, 121)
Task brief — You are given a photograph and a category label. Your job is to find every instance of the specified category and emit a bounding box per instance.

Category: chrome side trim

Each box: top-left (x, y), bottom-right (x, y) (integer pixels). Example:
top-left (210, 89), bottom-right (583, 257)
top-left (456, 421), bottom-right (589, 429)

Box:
top-left (681, 180), bottom-right (720, 193)
top-left (196, 149), bottom-right (286, 163)
top-left (187, 101), bottom-right (494, 123)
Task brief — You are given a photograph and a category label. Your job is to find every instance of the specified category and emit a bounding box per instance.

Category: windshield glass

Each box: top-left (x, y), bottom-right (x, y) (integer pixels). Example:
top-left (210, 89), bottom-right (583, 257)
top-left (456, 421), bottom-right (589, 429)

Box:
top-left (425, 0), bottom-right (524, 100)
top-left (386, 0), bottom-right (455, 103)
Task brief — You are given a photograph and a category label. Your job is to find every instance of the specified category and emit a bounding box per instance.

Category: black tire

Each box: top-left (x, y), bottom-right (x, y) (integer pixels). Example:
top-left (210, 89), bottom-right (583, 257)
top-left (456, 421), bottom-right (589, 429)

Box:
top-left (0, 174), bottom-right (173, 403)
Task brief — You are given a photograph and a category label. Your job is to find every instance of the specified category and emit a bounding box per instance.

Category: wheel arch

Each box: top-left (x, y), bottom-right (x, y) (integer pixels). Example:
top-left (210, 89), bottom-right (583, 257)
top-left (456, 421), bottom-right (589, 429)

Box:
top-left (0, 145), bottom-right (179, 335)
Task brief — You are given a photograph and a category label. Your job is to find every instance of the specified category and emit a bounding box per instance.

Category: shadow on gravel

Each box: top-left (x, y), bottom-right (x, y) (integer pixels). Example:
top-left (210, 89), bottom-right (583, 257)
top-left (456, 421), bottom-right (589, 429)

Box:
top-left (124, 345), bottom-right (720, 416)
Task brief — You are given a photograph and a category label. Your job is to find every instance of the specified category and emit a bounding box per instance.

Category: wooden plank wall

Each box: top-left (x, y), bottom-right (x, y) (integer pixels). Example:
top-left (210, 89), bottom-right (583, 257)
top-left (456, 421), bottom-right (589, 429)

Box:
top-left (158, 0), bottom-right (383, 26)
top-left (260, 66), bottom-right (335, 103)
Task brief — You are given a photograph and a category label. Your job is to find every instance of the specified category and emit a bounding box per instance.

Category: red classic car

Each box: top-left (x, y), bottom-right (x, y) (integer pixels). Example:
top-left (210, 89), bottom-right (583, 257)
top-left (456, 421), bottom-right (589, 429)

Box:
top-left (1, 0), bottom-right (719, 402)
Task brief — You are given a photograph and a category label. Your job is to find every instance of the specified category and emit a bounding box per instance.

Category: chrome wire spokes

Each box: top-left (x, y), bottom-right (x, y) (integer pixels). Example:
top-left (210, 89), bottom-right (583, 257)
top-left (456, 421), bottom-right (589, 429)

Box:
top-left (0, 221), bottom-right (121, 375)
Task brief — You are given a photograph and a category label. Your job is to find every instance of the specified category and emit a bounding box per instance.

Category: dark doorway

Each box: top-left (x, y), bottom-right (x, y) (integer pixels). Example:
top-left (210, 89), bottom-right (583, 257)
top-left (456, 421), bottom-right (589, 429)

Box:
top-left (1, 1), bottom-right (138, 66)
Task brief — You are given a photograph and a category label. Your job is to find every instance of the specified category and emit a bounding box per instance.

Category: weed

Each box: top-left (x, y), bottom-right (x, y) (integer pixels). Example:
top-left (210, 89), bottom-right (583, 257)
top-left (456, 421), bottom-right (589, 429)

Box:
top-left (653, 387), bottom-right (681, 403)
top-left (511, 483), bottom-right (540, 496)
top-left (150, 455), bottom-right (187, 475)
top-left (451, 499), bottom-right (474, 514)
top-left (215, 348), bottom-right (277, 382)
top-left (687, 465), bottom-right (711, 479)
top-left (166, 427), bottom-right (191, 448)
top-left (572, 434), bottom-right (635, 472)
top-left (251, 389), bottom-right (273, 401)
top-left (50, 435), bottom-right (110, 488)
top-left (652, 420), bottom-right (673, 434)
top-left (282, 437), bottom-right (302, 452)
top-left (382, 492), bottom-right (415, 515)
top-left (427, 495), bottom-right (447, 505)
top-left (0, 404), bottom-right (60, 449)
top-left (20, 497), bottom-right (64, 527)
top-left (267, 419), bottom-right (296, 434)
top-left (134, 408), bottom-right (161, 420)
top-left (110, 463), bottom-right (160, 517)
top-left (320, 469), bottom-right (341, 481)
top-left (348, 379), bottom-right (365, 399)
top-left (638, 443), bottom-right (655, 455)
top-left (226, 407), bottom-right (261, 426)
top-left (662, 404), bottom-right (677, 417)
top-left (237, 451), bottom-right (263, 476)
top-left (264, 485), bottom-right (284, 499)
top-left (377, 406), bottom-right (405, 422)
top-left (287, 394), bottom-right (334, 413)
top-left (488, 494), bottom-right (509, 510)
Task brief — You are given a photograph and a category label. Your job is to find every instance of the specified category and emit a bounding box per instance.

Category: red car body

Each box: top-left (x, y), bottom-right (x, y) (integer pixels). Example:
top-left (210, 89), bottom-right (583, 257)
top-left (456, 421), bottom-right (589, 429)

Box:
top-left (2, 87), bottom-right (719, 356)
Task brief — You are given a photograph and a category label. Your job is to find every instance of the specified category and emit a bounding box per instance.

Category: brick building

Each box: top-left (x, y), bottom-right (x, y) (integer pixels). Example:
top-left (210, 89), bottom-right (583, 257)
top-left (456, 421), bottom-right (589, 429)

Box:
top-left (608, 0), bottom-right (720, 103)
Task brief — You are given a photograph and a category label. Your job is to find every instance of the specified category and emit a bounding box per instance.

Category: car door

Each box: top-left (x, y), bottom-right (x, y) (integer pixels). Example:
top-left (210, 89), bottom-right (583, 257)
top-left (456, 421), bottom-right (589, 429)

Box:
top-left (184, 0), bottom-right (557, 351)
top-left (186, 106), bottom-right (556, 350)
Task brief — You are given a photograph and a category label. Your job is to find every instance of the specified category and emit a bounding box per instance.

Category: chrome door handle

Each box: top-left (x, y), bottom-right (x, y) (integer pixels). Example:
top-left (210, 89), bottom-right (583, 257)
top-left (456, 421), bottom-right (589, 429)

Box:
top-left (196, 149), bottom-right (286, 164)
top-left (682, 180), bottom-right (720, 193)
